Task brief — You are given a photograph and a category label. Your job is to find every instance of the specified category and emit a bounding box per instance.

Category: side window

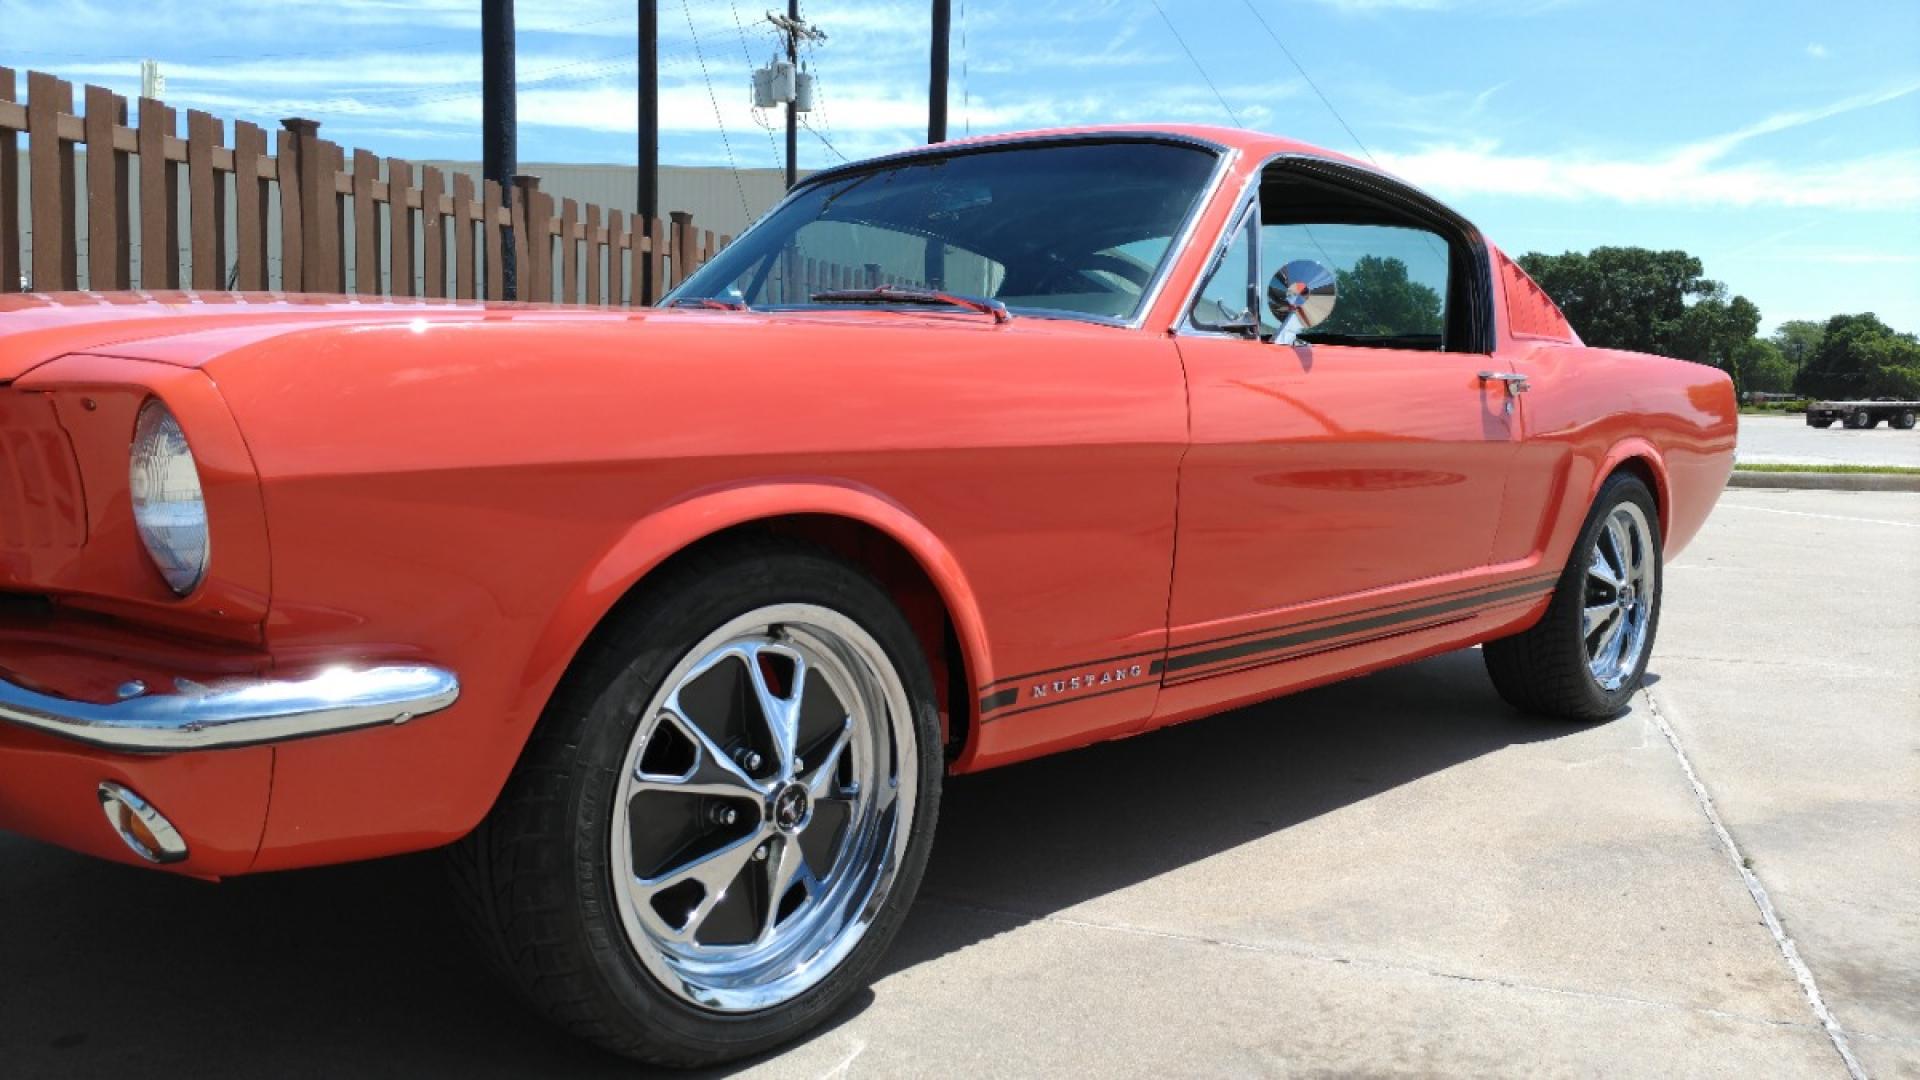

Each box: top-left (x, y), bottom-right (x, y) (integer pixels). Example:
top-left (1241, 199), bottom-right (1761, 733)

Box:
top-left (1188, 205), bottom-right (1258, 332)
top-left (1261, 222), bottom-right (1450, 349)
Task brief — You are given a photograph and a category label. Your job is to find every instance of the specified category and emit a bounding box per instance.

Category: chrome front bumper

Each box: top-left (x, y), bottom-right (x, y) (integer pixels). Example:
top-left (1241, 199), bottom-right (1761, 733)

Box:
top-left (0, 665), bottom-right (460, 752)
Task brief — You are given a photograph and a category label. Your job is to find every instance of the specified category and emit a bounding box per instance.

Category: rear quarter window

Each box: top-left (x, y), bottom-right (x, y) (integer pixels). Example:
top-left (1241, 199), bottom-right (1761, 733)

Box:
top-left (1497, 251), bottom-right (1576, 342)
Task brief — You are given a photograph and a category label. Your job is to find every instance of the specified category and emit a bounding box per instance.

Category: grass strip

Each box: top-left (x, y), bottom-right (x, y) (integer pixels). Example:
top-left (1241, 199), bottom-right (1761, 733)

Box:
top-left (1734, 463), bottom-right (1920, 475)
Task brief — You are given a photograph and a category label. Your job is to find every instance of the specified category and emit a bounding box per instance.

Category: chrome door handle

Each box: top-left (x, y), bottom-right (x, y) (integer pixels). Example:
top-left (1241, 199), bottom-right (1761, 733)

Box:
top-left (1477, 371), bottom-right (1530, 393)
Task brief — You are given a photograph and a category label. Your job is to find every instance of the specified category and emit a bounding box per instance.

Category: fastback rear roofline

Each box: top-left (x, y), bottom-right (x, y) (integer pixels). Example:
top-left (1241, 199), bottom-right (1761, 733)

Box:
top-left (794, 129), bottom-right (1238, 191)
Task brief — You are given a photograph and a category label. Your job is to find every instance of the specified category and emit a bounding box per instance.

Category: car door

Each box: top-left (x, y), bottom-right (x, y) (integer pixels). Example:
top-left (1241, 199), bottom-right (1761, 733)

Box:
top-left (1160, 175), bottom-right (1521, 687)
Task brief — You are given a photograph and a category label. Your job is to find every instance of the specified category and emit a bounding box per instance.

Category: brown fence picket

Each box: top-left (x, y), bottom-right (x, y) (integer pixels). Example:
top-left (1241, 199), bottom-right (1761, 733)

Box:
top-left (233, 121), bottom-right (269, 290)
top-left (631, 217), bottom-right (649, 305)
top-left (452, 171), bottom-right (476, 300)
top-left (524, 179), bottom-right (553, 303)
top-left (186, 110), bottom-right (226, 290)
top-left (351, 148), bottom-right (377, 295)
top-left (483, 178), bottom-right (504, 301)
top-left (274, 126), bottom-right (301, 292)
top-left (421, 165), bottom-right (444, 298)
top-left (387, 157), bottom-right (413, 297)
top-left (558, 197), bottom-right (578, 303)
top-left (82, 86), bottom-right (129, 290)
top-left (0, 68), bottom-right (19, 292)
top-left (298, 128), bottom-right (340, 293)
top-left (140, 98), bottom-right (181, 289)
top-left (508, 176), bottom-right (530, 301)
top-left (648, 216), bottom-right (668, 303)
top-left (27, 72), bottom-right (76, 290)
top-left (583, 203), bottom-right (602, 307)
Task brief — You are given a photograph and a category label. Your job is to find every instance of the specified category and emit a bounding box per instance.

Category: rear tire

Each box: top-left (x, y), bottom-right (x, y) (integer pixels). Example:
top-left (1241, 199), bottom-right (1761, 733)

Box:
top-left (1483, 473), bottom-right (1662, 721)
top-left (1894, 410), bottom-right (1917, 430)
top-left (449, 538), bottom-right (943, 1067)
top-left (1847, 410), bottom-right (1874, 429)
top-left (1810, 418), bottom-right (1834, 429)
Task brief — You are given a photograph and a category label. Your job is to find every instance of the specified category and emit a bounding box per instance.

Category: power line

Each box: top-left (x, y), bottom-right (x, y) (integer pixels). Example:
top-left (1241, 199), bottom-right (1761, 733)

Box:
top-left (729, 0), bottom-right (784, 172)
top-left (1239, 0), bottom-right (1376, 166)
top-left (960, 0), bottom-right (971, 136)
top-left (681, 0), bottom-right (753, 221)
top-left (800, 35), bottom-right (838, 147)
top-left (12, 13), bottom-right (634, 65)
top-left (1148, 0), bottom-right (1241, 128)
top-left (801, 115), bottom-right (849, 162)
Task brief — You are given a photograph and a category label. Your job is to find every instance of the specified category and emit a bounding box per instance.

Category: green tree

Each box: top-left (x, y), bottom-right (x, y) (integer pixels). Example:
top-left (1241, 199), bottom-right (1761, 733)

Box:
top-left (1670, 285), bottom-right (1763, 397)
top-left (1794, 313), bottom-right (1920, 399)
top-left (1515, 246), bottom-right (1713, 355)
top-left (1770, 319), bottom-right (1824, 376)
top-left (1737, 338), bottom-right (1794, 394)
top-left (1318, 254), bottom-right (1443, 338)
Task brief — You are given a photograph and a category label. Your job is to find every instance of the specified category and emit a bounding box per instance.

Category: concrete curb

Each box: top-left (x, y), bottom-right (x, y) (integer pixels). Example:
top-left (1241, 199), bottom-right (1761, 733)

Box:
top-left (1730, 470), bottom-right (1920, 492)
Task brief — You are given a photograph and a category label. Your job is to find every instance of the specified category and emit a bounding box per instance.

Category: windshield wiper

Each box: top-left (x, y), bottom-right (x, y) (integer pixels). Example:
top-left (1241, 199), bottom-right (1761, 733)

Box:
top-left (809, 284), bottom-right (1011, 324)
top-left (666, 296), bottom-right (750, 311)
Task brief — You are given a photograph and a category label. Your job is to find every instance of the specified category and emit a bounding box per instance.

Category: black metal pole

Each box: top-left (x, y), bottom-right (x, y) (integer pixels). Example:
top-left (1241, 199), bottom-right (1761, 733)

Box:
top-left (638, 0), bottom-right (658, 225)
top-left (785, 0), bottom-right (799, 189)
top-left (923, 0), bottom-right (951, 287)
top-left (482, 0), bottom-right (517, 298)
top-left (929, 0), bottom-right (949, 144)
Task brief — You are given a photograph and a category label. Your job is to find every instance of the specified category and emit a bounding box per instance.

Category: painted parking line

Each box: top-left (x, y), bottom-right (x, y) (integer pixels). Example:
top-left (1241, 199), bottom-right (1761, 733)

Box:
top-left (1716, 503), bottom-right (1920, 530)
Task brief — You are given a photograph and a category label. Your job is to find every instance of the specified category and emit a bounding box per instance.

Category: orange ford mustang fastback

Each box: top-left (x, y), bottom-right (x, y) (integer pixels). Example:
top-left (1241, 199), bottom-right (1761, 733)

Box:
top-left (0, 125), bottom-right (1734, 1066)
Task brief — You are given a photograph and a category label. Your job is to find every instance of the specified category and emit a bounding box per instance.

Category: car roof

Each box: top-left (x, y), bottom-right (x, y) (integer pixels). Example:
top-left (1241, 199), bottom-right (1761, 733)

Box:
top-left (800, 124), bottom-right (1377, 188)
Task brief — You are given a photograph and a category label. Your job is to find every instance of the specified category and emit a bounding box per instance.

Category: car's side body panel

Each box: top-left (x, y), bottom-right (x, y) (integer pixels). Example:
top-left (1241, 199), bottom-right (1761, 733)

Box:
top-left (168, 311), bottom-right (1186, 866)
top-left (0, 124), bottom-right (1736, 877)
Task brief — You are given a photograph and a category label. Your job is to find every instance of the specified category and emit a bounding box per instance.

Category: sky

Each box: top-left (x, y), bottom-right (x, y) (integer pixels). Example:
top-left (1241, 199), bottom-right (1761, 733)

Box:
top-left (5, 0), bottom-right (1917, 332)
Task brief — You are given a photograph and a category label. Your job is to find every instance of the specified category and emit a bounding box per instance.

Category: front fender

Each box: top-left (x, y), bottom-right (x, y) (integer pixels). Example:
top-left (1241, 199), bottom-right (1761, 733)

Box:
top-left (511, 478), bottom-right (996, 751)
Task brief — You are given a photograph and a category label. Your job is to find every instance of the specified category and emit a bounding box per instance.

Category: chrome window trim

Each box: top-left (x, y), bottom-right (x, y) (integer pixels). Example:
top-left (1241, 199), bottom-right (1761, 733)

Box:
top-left (1171, 152), bottom-right (1497, 353)
top-left (665, 133), bottom-right (1240, 333)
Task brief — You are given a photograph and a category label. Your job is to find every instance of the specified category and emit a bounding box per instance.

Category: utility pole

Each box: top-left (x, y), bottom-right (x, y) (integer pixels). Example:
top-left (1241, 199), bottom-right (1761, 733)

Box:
top-left (923, 0), bottom-right (951, 287)
top-left (785, 0), bottom-right (800, 189)
top-left (637, 0), bottom-right (658, 226)
top-left (928, 0), bottom-right (949, 144)
top-left (764, 7), bottom-right (823, 189)
top-left (139, 59), bottom-right (165, 100)
top-left (481, 0), bottom-right (517, 298)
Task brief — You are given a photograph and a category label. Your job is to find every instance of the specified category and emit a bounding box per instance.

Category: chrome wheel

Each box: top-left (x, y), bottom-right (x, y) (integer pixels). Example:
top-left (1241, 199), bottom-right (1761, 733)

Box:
top-left (1582, 502), bottom-right (1656, 691)
top-left (608, 603), bottom-right (916, 1013)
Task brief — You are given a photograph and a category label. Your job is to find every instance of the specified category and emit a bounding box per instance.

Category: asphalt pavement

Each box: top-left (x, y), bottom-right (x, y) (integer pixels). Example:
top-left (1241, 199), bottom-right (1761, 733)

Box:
top-left (1736, 414), bottom-right (1920, 468)
top-left (2, 488), bottom-right (1915, 1078)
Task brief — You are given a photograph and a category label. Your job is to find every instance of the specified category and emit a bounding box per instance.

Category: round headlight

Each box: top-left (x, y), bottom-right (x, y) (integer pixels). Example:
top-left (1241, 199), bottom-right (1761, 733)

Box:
top-left (129, 399), bottom-right (210, 595)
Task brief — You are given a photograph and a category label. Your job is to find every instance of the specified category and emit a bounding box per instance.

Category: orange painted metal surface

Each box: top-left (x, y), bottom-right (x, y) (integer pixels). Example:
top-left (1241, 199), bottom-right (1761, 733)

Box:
top-left (0, 126), bottom-right (1736, 877)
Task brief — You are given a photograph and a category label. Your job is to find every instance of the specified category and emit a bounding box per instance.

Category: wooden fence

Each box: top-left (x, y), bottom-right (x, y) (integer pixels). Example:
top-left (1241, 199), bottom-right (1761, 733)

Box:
top-left (0, 67), bottom-right (733, 304)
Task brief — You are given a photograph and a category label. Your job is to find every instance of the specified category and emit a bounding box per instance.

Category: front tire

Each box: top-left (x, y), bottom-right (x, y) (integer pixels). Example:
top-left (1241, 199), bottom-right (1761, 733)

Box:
top-left (1483, 473), bottom-right (1662, 721)
top-left (1894, 409), bottom-right (1917, 430)
top-left (450, 539), bottom-right (942, 1067)
top-left (1847, 410), bottom-right (1874, 429)
top-left (1810, 418), bottom-right (1834, 429)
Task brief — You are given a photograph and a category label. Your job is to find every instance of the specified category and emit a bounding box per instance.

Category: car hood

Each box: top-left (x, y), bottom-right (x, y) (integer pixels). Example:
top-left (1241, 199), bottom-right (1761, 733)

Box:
top-left (0, 292), bottom-right (1041, 380)
top-left (0, 293), bottom-right (645, 381)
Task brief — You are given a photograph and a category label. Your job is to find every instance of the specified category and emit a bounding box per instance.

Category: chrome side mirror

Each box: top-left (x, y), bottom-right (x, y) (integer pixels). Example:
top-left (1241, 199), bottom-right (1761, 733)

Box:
top-left (1267, 260), bottom-right (1338, 345)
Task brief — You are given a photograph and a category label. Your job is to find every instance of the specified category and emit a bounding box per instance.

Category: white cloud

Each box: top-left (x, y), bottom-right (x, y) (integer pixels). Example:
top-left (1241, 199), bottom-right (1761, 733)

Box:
top-left (1377, 141), bottom-right (1920, 211)
top-left (1806, 43), bottom-right (1830, 60)
top-left (1377, 82), bottom-right (1920, 212)
top-left (1673, 80), bottom-right (1920, 166)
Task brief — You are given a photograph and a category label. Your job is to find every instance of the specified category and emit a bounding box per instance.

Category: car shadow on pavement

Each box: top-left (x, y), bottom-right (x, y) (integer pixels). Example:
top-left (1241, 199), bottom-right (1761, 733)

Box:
top-left (884, 648), bottom-right (1579, 974)
top-left (0, 648), bottom-right (1589, 1077)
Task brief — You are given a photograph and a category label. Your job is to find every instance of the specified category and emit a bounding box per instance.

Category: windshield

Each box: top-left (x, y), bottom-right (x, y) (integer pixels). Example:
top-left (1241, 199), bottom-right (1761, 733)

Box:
top-left (668, 140), bottom-right (1220, 324)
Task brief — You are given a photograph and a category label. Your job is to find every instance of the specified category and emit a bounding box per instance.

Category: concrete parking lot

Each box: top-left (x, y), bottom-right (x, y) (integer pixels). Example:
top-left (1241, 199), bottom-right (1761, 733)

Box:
top-left (2, 488), bottom-right (1915, 1078)
top-left (1737, 414), bottom-right (1920, 468)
